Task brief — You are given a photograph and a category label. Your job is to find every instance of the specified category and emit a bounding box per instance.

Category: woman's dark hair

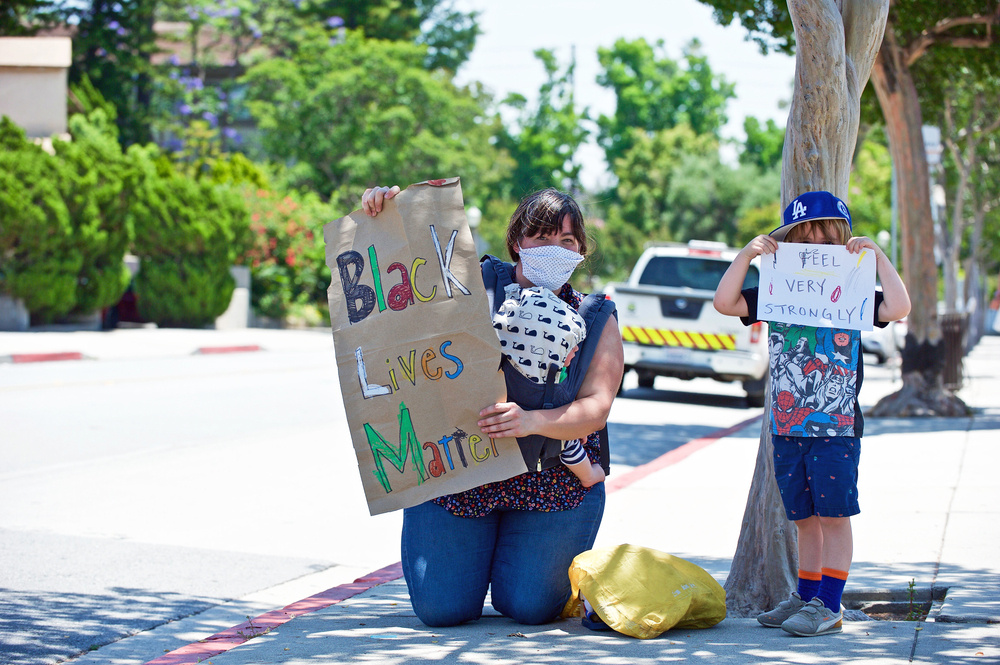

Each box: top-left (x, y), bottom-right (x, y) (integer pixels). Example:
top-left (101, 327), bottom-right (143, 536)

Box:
top-left (505, 188), bottom-right (588, 261)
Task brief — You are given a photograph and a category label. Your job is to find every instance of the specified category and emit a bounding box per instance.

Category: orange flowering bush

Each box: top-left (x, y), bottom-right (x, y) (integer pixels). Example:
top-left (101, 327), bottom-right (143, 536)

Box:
top-left (241, 187), bottom-right (333, 321)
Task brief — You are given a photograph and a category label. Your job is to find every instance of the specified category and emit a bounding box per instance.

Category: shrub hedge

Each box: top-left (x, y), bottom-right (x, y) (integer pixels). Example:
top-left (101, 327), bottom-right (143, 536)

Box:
top-left (54, 110), bottom-right (134, 316)
top-left (1, 110), bottom-right (336, 328)
top-left (127, 144), bottom-right (251, 327)
top-left (0, 118), bottom-right (82, 321)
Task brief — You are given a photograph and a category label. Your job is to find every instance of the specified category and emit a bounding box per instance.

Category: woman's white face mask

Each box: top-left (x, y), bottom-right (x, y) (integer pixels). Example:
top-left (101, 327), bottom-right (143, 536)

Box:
top-left (517, 243), bottom-right (584, 291)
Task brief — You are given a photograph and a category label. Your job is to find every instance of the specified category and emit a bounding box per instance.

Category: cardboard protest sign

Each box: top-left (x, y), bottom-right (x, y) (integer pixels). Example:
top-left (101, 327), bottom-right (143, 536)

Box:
top-left (324, 178), bottom-right (526, 515)
top-left (757, 243), bottom-right (877, 331)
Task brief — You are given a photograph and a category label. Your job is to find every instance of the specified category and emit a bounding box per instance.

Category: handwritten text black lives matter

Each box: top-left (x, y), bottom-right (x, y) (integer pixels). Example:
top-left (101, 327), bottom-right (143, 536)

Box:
top-left (334, 224), bottom-right (500, 495)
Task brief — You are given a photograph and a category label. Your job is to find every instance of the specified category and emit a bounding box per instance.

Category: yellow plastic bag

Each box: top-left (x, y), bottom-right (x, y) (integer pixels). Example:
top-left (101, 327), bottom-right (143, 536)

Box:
top-left (566, 544), bottom-right (726, 639)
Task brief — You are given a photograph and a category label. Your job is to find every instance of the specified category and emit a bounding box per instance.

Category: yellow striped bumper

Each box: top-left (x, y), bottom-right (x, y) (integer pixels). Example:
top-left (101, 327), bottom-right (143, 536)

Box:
top-left (621, 326), bottom-right (736, 351)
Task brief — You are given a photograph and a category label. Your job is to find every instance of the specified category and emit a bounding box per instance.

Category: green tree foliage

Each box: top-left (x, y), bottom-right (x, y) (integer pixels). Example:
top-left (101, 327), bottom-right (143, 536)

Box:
top-left (590, 121), bottom-right (783, 276)
top-left (734, 128), bottom-right (891, 249)
top-left (241, 30), bottom-right (509, 212)
top-left (0, 111), bottom-right (137, 321)
top-left (413, 0), bottom-right (480, 72)
top-left (166, 117), bottom-right (270, 188)
top-left (0, 118), bottom-right (79, 320)
top-left (612, 124), bottom-right (719, 238)
top-left (469, 195), bottom-right (518, 260)
top-left (847, 128), bottom-right (893, 243)
top-left (740, 116), bottom-right (785, 171)
top-left (596, 38), bottom-right (735, 170)
top-left (158, 0), bottom-right (307, 61)
top-left (735, 200), bottom-right (781, 247)
top-left (586, 210), bottom-right (649, 283)
top-left (126, 144), bottom-right (251, 327)
top-left (730, 116), bottom-right (787, 246)
top-left (667, 151), bottom-right (780, 245)
top-left (52, 109), bottom-right (134, 315)
top-left (917, 56), bottom-right (1000, 309)
top-left (493, 49), bottom-right (590, 197)
top-left (287, 0), bottom-right (480, 70)
top-left (64, 0), bottom-right (159, 147)
top-left (0, 0), bottom-right (60, 35)
top-left (152, 0), bottom-right (479, 155)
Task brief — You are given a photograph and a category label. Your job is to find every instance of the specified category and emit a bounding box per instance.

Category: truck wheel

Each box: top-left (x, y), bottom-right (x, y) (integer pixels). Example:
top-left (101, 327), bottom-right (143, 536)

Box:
top-left (637, 371), bottom-right (656, 389)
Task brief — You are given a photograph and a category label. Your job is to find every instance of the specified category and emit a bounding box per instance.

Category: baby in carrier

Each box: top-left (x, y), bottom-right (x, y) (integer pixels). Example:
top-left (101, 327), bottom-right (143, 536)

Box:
top-left (492, 285), bottom-right (606, 487)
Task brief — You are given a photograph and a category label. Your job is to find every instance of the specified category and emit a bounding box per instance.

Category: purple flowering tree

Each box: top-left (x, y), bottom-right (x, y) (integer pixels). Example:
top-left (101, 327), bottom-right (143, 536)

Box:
top-left (62, 0), bottom-right (159, 147)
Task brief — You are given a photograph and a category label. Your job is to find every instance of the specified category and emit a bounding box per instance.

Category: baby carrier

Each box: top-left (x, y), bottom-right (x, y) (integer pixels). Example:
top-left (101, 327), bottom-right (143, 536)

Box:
top-left (481, 255), bottom-right (616, 475)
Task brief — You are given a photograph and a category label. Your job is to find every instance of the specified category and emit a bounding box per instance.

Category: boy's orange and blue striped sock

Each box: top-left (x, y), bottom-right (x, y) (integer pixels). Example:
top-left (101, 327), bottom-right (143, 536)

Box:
top-left (816, 568), bottom-right (849, 611)
top-left (797, 569), bottom-right (822, 601)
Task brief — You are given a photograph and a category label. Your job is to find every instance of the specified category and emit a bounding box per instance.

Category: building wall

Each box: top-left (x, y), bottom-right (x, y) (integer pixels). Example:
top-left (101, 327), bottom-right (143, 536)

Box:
top-left (0, 37), bottom-right (72, 138)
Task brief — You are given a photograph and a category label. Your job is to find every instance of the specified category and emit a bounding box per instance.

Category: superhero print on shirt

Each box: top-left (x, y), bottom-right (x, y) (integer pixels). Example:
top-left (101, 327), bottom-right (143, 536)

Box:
top-left (767, 322), bottom-right (860, 437)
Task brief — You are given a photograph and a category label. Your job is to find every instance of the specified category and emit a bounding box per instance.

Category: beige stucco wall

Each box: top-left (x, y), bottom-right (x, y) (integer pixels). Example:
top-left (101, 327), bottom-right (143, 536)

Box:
top-left (0, 37), bottom-right (72, 138)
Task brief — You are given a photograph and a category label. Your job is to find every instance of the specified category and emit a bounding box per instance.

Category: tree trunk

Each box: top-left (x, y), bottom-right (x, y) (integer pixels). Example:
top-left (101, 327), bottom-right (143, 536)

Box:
top-left (940, 92), bottom-right (974, 315)
top-left (868, 23), bottom-right (969, 417)
top-left (726, 0), bottom-right (889, 616)
top-left (724, 391), bottom-right (799, 616)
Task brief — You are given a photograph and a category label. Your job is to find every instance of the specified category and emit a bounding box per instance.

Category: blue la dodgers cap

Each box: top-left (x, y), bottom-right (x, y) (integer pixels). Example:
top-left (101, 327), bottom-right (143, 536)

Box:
top-left (770, 191), bottom-right (852, 241)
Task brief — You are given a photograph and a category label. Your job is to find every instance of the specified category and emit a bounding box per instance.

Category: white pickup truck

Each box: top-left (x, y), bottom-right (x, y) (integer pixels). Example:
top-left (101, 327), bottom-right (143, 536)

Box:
top-left (608, 241), bottom-right (768, 406)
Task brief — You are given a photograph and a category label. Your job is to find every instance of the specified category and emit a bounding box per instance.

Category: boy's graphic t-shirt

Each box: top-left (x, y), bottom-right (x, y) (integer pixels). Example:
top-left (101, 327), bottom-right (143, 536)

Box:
top-left (741, 287), bottom-right (886, 438)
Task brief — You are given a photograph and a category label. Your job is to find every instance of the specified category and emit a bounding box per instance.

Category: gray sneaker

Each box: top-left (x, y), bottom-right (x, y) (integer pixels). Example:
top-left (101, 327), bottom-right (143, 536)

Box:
top-left (781, 597), bottom-right (843, 636)
top-left (757, 592), bottom-right (806, 627)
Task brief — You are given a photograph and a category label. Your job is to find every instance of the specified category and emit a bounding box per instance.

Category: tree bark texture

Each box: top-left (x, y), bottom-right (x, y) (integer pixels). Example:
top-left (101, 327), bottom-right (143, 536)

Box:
top-left (868, 21), bottom-right (969, 418)
top-left (781, 0), bottom-right (887, 201)
top-left (726, 0), bottom-right (889, 617)
top-left (723, 392), bottom-right (800, 616)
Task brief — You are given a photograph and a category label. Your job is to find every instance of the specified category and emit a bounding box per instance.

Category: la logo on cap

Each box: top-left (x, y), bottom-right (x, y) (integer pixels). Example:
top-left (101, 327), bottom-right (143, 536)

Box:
top-left (791, 199), bottom-right (808, 220)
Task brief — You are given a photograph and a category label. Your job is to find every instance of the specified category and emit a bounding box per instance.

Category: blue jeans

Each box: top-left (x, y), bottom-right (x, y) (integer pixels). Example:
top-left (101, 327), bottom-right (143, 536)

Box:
top-left (400, 484), bottom-right (605, 627)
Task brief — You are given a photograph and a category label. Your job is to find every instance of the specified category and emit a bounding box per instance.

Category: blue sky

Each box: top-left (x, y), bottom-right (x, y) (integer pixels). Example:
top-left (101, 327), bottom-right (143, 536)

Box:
top-left (454, 0), bottom-right (796, 189)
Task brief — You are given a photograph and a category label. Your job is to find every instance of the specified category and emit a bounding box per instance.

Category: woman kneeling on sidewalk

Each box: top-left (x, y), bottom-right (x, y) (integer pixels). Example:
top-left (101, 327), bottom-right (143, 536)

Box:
top-left (362, 185), bottom-right (623, 627)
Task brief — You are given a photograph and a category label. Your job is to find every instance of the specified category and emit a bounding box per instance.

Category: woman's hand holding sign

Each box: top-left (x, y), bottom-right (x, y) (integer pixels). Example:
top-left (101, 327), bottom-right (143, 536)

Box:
top-left (362, 185), bottom-right (400, 216)
top-left (477, 402), bottom-right (535, 438)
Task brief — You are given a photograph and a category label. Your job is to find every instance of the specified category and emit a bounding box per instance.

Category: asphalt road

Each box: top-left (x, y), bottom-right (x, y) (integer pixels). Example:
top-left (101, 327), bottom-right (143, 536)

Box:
top-left (0, 348), bottom-right (772, 664)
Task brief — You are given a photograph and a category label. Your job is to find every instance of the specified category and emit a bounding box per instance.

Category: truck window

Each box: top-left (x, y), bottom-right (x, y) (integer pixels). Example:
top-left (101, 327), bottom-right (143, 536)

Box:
top-left (638, 256), bottom-right (759, 290)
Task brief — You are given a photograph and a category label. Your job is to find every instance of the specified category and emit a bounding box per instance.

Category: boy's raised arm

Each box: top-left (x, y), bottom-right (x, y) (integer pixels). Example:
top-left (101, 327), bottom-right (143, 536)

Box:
top-left (714, 235), bottom-right (777, 318)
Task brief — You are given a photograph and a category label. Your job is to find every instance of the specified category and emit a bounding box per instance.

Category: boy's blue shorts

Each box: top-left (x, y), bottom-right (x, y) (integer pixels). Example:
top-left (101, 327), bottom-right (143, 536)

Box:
top-left (772, 435), bottom-right (861, 521)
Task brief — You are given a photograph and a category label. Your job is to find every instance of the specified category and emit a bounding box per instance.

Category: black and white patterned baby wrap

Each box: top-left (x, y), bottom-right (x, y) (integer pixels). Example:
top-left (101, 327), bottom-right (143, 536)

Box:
top-left (491, 285), bottom-right (587, 384)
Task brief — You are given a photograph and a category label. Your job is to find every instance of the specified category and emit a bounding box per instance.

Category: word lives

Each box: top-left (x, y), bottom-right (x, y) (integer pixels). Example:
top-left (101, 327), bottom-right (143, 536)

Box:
top-left (355, 342), bottom-right (463, 399)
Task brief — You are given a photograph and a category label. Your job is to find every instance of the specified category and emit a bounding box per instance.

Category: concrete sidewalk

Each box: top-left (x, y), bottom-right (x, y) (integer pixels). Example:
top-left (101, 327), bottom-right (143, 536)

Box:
top-left (8, 328), bottom-right (999, 664)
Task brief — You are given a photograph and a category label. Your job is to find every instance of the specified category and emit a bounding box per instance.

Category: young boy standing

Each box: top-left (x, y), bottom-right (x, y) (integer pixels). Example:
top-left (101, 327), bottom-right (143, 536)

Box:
top-left (713, 191), bottom-right (910, 636)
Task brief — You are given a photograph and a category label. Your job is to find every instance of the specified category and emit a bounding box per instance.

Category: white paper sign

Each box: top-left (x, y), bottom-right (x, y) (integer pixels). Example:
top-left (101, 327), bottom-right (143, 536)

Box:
top-left (757, 243), bottom-right (877, 331)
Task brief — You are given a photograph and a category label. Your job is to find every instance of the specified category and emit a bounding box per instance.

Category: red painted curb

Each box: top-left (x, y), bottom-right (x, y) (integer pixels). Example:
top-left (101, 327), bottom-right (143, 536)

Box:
top-left (194, 345), bottom-right (263, 355)
top-left (10, 352), bottom-right (85, 363)
top-left (144, 562), bottom-right (403, 665)
top-left (605, 413), bottom-right (763, 494)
